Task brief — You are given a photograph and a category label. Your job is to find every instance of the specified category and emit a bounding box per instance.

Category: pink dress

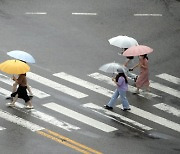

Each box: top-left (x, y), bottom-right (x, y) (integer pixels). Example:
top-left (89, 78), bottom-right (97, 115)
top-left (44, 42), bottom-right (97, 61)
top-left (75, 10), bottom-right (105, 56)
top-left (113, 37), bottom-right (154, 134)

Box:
top-left (136, 58), bottom-right (150, 88)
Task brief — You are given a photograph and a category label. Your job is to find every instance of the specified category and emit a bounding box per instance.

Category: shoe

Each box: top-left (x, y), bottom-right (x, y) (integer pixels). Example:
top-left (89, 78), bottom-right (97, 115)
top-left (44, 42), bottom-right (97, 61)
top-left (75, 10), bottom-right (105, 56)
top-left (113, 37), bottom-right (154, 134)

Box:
top-left (104, 105), bottom-right (113, 110)
top-left (6, 96), bottom-right (12, 100)
top-left (133, 91), bottom-right (140, 95)
top-left (6, 103), bottom-right (15, 107)
top-left (121, 108), bottom-right (131, 111)
top-left (25, 105), bottom-right (34, 109)
top-left (134, 76), bottom-right (138, 82)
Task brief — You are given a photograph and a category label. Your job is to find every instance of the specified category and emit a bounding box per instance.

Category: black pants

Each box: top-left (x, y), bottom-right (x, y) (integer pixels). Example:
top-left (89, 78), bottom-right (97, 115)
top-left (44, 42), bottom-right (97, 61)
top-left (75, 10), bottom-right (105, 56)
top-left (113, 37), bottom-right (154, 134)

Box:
top-left (11, 86), bottom-right (30, 103)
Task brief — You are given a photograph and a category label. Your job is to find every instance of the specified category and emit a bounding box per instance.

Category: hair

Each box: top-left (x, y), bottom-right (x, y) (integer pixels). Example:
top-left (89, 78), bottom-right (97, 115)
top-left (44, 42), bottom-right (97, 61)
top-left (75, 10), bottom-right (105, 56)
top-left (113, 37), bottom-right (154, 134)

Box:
top-left (126, 56), bottom-right (134, 59)
top-left (115, 73), bottom-right (128, 83)
top-left (141, 54), bottom-right (148, 60)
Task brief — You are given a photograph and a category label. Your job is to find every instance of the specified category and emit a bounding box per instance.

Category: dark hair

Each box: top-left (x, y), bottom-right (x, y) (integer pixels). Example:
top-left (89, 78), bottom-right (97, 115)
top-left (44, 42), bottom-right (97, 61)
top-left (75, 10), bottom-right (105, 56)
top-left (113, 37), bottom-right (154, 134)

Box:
top-left (126, 56), bottom-right (134, 59)
top-left (141, 54), bottom-right (148, 60)
top-left (115, 73), bottom-right (128, 83)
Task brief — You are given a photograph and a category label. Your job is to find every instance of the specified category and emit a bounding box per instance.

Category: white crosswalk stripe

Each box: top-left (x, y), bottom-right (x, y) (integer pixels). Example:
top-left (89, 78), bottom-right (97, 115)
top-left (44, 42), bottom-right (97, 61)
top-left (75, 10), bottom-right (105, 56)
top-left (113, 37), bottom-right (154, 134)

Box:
top-left (156, 73), bottom-right (180, 85)
top-left (0, 73), bottom-right (50, 98)
top-left (0, 126), bottom-right (6, 131)
top-left (82, 103), bottom-right (152, 131)
top-left (153, 103), bottom-right (180, 117)
top-left (88, 72), bottom-right (160, 99)
top-left (13, 102), bottom-right (80, 132)
top-left (149, 81), bottom-right (180, 99)
top-left (0, 109), bottom-right (44, 132)
top-left (43, 102), bottom-right (118, 132)
top-left (0, 87), bottom-right (80, 132)
top-left (53, 72), bottom-right (113, 97)
top-left (116, 105), bottom-right (180, 133)
top-left (27, 72), bottom-right (88, 99)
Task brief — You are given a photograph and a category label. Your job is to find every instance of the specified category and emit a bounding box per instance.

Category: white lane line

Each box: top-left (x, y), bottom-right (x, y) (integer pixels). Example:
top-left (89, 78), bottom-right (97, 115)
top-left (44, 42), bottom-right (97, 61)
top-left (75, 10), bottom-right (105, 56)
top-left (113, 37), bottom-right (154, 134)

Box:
top-left (153, 103), bottom-right (180, 117)
top-left (88, 72), bottom-right (160, 99)
top-left (150, 81), bottom-right (180, 99)
top-left (72, 13), bottom-right (97, 15)
top-left (117, 105), bottom-right (180, 133)
top-left (0, 109), bottom-right (44, 132)
top-left (0, 87), bottom-right (10, 97)
top-left (25, 12), bottom-right (47, 15)
top-left (82, 103), bottom-right (152, 131)
top-left (27, 72), bottom-right (88, 99)
top-left (156, 73), bottom-right (180, 85)
top-left (14, 102), bottom-right (80, 132)
top-left (134, 14), bottom-right (162, 16)
top-left (0, 73), bottom-right (50, 98)
top-left (0, 126), bottom-right (6, 131)
top-left (53, 72), bottom-right (114, 97)
top-left (43, 102), bottom-right (118, 132)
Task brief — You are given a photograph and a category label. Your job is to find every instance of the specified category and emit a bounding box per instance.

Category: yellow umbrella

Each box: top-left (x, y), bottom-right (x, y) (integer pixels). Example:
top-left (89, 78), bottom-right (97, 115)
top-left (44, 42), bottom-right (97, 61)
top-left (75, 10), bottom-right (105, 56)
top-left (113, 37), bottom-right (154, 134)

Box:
top-left (0, 60), bottom-right (30, 74)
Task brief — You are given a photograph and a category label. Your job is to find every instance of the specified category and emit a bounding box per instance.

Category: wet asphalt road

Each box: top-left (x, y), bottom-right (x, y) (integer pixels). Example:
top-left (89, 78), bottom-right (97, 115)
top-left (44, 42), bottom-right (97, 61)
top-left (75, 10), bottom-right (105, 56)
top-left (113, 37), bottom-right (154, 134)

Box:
top-left (0, 0), bottom-right (180, 154)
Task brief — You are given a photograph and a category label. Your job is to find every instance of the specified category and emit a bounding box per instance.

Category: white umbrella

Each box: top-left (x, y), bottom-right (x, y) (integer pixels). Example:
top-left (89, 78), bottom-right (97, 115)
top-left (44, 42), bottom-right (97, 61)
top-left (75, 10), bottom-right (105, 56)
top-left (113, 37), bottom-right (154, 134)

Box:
top-left (7, 50), bottom-right (35, 63)
top-left (108, 35), bottom-right (138, 48)
top-left (99, 62), bottom-right (123, 74)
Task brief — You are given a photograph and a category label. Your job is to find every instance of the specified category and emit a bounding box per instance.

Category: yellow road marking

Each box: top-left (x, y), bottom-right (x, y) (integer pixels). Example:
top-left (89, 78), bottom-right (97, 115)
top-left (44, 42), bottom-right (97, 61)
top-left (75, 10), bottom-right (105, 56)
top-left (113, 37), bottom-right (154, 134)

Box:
top-left (37, 129), bottom-right (102, 154)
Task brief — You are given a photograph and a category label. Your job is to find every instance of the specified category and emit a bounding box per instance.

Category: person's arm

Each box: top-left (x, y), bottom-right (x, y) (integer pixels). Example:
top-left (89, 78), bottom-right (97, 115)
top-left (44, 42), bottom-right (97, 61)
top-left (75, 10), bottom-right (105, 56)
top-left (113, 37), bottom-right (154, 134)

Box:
top-left (13, 75), bottom-right (23, 84)
top-left (140, 59), bottom-right (148, 69)
top-left (129, 63), bottom-right (139, 71)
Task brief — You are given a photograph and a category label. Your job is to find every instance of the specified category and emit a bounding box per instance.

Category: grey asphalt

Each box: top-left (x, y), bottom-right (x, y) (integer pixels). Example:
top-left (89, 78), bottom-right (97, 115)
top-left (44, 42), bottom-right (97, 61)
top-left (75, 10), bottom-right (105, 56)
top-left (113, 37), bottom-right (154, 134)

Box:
top-left (0, 0), bottom-right (180, 153)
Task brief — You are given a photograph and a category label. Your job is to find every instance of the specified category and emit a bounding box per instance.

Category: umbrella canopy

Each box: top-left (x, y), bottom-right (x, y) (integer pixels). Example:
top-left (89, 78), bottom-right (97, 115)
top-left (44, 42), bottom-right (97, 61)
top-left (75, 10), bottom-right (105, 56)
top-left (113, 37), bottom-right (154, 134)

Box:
top-left (7, 50), bottom-right (35, 63)
top-left (99, 62), bottom-right (123, 74)
top-left (108, 35), bottom-right (138, 48)
top-left (123, 45), bottom-right (153, 56)
top-left (0, 60), bottom-right (30, 74)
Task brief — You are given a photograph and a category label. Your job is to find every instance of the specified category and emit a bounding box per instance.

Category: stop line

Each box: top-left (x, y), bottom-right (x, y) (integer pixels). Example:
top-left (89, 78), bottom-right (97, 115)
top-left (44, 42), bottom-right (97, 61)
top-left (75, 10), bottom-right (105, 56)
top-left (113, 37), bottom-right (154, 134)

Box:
top-left (0, 71), bottom-right (180, 134)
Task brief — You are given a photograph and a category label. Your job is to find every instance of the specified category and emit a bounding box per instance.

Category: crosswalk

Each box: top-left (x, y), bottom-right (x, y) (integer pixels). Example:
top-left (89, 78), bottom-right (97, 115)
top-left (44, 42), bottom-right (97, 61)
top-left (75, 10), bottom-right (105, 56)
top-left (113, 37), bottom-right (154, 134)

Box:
top-left (0, 71), bottom-right (180, 136)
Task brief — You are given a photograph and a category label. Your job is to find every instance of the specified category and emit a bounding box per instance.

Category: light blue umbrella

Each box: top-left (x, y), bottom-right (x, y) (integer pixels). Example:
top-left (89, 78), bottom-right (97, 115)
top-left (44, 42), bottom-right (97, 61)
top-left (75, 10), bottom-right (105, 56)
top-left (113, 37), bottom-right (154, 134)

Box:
top-left (7, 50), bottom-right (35, 63)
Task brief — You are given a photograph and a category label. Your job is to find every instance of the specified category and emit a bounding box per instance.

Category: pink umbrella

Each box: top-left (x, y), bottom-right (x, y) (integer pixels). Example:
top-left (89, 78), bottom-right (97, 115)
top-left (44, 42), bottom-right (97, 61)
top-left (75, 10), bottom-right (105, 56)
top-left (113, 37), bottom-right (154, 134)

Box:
top-left (123, 45), bottom-right (153, 56)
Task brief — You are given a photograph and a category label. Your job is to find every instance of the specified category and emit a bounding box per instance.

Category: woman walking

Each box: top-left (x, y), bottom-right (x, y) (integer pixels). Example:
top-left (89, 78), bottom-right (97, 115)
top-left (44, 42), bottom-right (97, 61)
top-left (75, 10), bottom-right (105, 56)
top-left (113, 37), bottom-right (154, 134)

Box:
top-left (104, 68), bottom-right (130, 111)
top-left (129, 54), bottom-right (150, 94)
top-left (7, 73), bottom-right (33, 109)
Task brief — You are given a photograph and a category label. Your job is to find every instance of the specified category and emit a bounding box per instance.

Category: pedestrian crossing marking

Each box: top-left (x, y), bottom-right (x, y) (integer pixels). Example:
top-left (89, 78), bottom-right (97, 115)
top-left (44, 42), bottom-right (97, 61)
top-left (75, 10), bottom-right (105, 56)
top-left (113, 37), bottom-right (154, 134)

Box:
top-left (153, 103), bottom-right (180, 117)
top-left (149, 81), bottom-right (180, 99)
top-left (27, 72), bottom-right (88, 99)
top-left (116, 105), bottom-right (180, 133)
top-left (156, 73), bottom-right (180, 85)
top-left (53, 72), bottom-right (113, 97)
top-left (14, 102), bottom-right (80, 132)
top-left (82, 103), bottom-right (152, 131)
top-left (43, 102), bottom-right (118, 132)
top-left (0, 109), bottom-right (44, 132)
top-left (88, 72), bottom-right (160, 99)
top-left (0, 126), bottom-right (6, 131)
top-left (0, 73), bottom-right (50, 98)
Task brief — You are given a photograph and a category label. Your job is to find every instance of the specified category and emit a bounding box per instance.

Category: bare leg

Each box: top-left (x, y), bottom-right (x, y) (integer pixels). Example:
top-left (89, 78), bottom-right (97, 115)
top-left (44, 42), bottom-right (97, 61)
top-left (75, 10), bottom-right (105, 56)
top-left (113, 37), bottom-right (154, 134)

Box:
top-left (12, 82), bottom-right (18, 93)
top-left (27, 84), bottom-right (33, 96)
top-left (10, 94), bottom-right (18, 106)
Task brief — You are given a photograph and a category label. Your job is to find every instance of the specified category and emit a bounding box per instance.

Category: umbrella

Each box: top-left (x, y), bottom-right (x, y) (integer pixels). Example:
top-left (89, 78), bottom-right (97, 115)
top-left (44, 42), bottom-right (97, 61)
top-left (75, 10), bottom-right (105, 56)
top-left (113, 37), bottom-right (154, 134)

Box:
top-left (7, 50), bottom-right (35, 63)
top-left (99, 62), bottom-right (123, 74)
top-left (0, 60), bottom-right (30, 74)
top-left (123, 45), bottom-right (153, 56)
top-left (108, 35), bottom-right (138, 48)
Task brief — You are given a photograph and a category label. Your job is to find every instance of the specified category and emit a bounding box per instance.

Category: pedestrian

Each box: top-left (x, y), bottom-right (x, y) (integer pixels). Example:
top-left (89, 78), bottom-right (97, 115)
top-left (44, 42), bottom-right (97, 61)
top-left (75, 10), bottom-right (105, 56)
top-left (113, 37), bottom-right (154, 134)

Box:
top-left (6, 78), bottom-right (33, 100)
top-left (129, 54), bottom-right (150, 94)
top-left (6, 73), bottom-right (33, 109)
top-left (121, 48), bottom-right (138, 82)
top-left (104, 68), bottom-right (131, 111)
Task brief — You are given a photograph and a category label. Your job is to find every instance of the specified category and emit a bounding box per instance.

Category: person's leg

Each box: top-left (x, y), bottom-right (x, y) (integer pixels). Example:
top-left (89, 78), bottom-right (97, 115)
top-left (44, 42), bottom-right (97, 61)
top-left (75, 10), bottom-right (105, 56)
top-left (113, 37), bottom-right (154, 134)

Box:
top-left (25, 100), bottom-right (33, 108)
top-left (119, 90), bottom-right (130, 110)
top-left (6, 94), bottom-right (18, 107)
top-left (27, 84), bottom-right (33, 96)
top-left (107, 89), bottom-right (119, 107)
top-left (12, 82), bottom-right (18, 93)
